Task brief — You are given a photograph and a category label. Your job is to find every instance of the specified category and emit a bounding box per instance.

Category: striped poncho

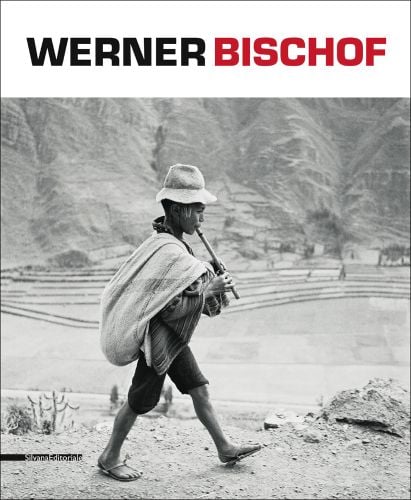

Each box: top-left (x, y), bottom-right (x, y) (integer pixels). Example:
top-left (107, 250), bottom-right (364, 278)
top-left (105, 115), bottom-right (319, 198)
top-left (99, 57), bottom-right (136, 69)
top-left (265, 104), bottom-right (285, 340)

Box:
top-left (99, 231), bottom-right (227, 375)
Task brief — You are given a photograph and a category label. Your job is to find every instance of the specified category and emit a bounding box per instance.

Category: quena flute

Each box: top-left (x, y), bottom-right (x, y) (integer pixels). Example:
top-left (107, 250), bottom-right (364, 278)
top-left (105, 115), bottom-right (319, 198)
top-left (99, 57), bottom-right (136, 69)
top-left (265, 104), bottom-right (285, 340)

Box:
top-left (196, 228), bottom-right (240, 299)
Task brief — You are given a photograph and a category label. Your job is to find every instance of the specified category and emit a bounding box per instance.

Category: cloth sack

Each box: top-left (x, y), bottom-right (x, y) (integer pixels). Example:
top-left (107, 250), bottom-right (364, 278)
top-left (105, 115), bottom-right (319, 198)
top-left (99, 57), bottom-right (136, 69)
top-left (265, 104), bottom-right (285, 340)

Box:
top-left (99, 232), bottom-right (208, 366)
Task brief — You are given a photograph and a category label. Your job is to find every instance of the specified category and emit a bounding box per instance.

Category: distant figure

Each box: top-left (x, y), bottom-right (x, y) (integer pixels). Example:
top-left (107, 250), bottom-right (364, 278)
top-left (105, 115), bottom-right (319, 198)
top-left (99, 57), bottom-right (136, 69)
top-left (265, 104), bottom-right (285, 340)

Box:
top-left (339, 264), bottom-right (346, 281)
top-left (351, 251), bottom-right (354, 259)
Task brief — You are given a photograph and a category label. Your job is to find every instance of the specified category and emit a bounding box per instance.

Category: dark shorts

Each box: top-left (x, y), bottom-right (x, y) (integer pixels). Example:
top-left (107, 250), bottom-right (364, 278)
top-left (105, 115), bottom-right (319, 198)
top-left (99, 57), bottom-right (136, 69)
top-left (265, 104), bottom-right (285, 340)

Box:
top-left (127, 345), bottom-right (209, 415)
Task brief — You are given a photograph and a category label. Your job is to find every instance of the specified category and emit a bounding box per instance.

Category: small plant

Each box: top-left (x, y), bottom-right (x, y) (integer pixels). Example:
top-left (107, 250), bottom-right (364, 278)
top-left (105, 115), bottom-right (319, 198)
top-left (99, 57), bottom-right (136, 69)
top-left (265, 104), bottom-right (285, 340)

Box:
top-left (279, 241), bottom-right (295, 254)
top-left (110, 384), bottom-right (119, 405)
top-left (41, 419), bottom-right (53, 435)
top-left (27, 390), bottom-right (79, 434)
top-left (109, 384), bottom-right (126, 414)
top-left (109, 384), bottom-right (121, 412)
top-left (2, 403), bottom-right (33, 435)
top-left (163, 385), bottom-right (173, 406)
top-left (304, 243), bottom-right (315, 258)
top-left (223, 216), bottom-right (235, 229)
top-left (156, 383), bottom-right (173, 415)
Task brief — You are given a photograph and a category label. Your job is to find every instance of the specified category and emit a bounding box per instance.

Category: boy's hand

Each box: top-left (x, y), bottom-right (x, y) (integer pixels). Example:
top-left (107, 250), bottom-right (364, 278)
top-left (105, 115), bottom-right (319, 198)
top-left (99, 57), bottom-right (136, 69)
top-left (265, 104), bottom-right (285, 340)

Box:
top-left (205, 272), bottom-right (235, 297)
top-left (209, 258), bottom-right (227, 273)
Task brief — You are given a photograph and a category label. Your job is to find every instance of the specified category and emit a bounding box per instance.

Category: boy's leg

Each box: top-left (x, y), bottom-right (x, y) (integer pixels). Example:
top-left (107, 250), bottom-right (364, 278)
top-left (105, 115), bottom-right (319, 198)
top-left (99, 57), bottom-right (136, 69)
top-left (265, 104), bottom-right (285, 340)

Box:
top-left (168, 346), bottom-right (261, 462)
top-left (98, 352), bottom-right (166, 480)
top-left (98, 401), bottom-right (140, 479)
top-left (189, 385), bottom-right (261, 461)
top-left (188, 384), bottom-right (234, 454)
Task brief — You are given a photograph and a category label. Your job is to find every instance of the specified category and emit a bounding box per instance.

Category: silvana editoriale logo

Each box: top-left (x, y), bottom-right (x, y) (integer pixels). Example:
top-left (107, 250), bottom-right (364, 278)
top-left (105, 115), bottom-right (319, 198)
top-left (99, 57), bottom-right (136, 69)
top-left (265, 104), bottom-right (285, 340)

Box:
top-left (26, 36), bottom-right (387, 67)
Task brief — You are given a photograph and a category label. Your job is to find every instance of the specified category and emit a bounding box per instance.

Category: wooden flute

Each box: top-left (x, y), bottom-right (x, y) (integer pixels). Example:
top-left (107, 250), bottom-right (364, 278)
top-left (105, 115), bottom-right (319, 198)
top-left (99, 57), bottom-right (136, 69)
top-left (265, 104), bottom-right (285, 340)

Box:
top-left (196, 228), bottom-right (240, 299)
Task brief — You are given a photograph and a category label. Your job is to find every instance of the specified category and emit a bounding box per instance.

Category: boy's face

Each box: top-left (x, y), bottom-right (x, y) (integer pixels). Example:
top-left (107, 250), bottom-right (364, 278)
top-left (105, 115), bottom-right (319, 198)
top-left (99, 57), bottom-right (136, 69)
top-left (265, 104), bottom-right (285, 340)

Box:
top-left (175, 202), bottom-right (206, 235)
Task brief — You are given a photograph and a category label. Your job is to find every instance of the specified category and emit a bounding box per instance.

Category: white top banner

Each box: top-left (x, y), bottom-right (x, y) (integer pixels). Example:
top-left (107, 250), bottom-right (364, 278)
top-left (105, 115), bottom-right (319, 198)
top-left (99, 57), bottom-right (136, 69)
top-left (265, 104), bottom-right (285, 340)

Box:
top-left (1, 0), bottom-right (410, 97)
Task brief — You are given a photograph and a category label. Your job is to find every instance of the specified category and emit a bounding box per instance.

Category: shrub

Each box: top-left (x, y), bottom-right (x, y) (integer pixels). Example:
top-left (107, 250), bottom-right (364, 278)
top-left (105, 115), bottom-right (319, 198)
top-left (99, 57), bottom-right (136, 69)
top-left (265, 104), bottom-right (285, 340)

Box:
top-left (41, 419), bottom-right (53, 435)
top-left (382, 244), bottom-right (410, 261)
top-left (2, 403), bottom-right (33, 435)
top-left (238, 246), bottom-right (260, 259)
top-left (304, 244), bottom-right (315, 258)
top-left (223, 216), bottom-right (235, 228)
top-left (109, 385), bottom-right (125, 413)
top-left (308, 208), bottom-right (346, 239)
top-left (279, 242), bottom-right (295, 253)
top-left (110, 384), bottom-right (119, 406)
top-left (48, 249), bottom-right (92, 269)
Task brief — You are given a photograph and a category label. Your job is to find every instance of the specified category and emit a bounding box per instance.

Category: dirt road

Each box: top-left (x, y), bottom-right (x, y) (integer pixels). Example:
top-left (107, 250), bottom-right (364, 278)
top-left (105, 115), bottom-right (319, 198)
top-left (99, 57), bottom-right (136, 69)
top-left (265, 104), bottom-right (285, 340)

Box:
top-left (1, 402), bottom-right (410, 499)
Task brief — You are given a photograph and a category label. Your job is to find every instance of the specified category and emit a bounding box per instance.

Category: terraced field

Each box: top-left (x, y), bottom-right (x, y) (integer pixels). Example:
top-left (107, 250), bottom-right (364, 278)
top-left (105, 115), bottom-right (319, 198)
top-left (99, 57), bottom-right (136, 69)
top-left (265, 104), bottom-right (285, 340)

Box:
top-left (1, 265), bottom-right (409, 328)
top-left (1, 264), bottom-right (409, 405)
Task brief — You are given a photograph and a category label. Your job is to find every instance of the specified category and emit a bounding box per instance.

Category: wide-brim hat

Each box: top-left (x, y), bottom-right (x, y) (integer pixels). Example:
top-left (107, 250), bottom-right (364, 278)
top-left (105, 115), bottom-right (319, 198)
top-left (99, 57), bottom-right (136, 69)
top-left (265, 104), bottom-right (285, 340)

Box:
top-left (156, 164), bottom-right (217, 204)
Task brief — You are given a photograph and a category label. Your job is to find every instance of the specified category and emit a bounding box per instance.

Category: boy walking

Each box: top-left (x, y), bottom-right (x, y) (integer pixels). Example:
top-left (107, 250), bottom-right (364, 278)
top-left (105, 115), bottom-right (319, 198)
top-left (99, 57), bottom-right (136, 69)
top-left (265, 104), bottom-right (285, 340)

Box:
top-left (98, 164), bottom-right (261, 481)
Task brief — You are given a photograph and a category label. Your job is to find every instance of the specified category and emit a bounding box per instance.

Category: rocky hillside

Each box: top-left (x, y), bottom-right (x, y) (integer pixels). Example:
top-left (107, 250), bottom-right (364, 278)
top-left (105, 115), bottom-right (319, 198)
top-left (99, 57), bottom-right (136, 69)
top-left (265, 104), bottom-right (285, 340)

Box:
top-left (1, 98), bottom-right (409, 266)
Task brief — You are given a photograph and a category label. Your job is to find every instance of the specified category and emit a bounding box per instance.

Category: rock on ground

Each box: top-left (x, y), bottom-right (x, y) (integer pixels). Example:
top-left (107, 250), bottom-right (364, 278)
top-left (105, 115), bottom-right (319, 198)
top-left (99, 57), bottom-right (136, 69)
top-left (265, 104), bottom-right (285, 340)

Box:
top-left (319, 378), bottom-right (410, 438)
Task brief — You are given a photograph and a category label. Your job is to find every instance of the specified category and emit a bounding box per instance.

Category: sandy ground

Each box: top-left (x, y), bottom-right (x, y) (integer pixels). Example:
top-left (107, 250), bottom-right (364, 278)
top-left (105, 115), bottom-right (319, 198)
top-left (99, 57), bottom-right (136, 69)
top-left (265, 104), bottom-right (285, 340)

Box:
top-left (1, 399), bottom-right (410, 500)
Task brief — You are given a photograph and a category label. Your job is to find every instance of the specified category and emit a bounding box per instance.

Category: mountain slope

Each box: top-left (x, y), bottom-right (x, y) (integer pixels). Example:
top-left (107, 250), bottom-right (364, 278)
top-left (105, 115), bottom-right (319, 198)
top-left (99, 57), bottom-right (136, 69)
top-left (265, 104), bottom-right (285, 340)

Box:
top-left (1, 98), bottom-right (409, 266)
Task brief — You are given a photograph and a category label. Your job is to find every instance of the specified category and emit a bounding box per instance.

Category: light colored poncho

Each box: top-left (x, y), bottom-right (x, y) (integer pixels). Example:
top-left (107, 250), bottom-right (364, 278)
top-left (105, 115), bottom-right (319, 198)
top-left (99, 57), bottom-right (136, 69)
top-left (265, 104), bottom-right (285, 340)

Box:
top-left (99, 232), bottom-right (209, 367)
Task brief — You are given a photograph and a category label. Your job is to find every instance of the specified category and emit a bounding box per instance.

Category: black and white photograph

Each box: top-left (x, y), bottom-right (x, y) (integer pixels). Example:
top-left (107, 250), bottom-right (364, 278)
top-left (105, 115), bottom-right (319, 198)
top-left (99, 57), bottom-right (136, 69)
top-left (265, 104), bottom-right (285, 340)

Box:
top-left (1, 2), bottom-right (410, 500)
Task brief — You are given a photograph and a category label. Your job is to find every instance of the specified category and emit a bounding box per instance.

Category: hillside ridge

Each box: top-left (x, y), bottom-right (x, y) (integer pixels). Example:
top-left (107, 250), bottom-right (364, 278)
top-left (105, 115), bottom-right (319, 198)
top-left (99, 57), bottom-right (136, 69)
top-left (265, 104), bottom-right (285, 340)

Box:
top-left (1, 98), bottom-right (409, 266)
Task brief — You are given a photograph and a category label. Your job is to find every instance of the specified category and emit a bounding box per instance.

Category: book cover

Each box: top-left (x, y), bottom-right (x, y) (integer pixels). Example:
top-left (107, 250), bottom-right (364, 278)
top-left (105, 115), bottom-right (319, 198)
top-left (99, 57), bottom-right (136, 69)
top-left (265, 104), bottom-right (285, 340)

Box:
top-left (1, 1), bottom-right (410, 498)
